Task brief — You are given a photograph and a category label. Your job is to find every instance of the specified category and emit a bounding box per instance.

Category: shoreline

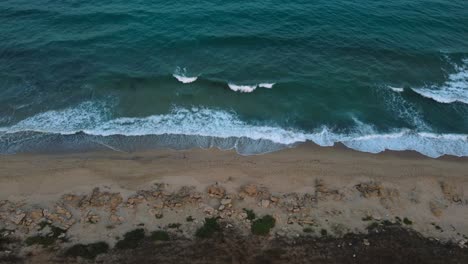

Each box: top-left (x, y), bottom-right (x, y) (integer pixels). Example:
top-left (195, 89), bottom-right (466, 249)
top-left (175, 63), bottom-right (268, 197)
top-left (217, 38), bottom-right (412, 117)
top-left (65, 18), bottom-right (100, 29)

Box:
top-left (1, 144), bottom-right (468, 263)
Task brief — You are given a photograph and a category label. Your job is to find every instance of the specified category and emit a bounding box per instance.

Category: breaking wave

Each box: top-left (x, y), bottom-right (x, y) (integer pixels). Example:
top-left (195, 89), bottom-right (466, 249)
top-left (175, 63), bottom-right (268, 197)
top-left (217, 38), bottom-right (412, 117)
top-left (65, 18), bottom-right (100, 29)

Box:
top-left (412, 58), bottom-right (468, 104)
top-left (228, 83), bottom-right (275, 93)
top-left (173, 67), bottom-right (198, 83)
top-left (0, 101), bottom-right (467, 158)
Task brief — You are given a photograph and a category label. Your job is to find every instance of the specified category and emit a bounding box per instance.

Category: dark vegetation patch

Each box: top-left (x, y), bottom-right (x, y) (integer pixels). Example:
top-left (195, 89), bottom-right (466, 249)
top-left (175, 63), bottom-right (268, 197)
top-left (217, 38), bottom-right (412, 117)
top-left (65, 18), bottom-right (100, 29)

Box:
top-left (251, 215), bottom-right (275, 236)
top-left (195, 217), bottom-right (221, 238)
top-left (24, 224), bottom-right (66, 247)
top-left (150, 231), bottom-right (170, 241)
top-left (168, 223), bottom-right (181, 229)
top-left (243, 208), bottom-right (256, 220)
top-left (65, 242), bottom-right (109, 259)
top-left (403, 217), bottom-right (413, 225)
top-left (115, 229), bottom-right (145, 250)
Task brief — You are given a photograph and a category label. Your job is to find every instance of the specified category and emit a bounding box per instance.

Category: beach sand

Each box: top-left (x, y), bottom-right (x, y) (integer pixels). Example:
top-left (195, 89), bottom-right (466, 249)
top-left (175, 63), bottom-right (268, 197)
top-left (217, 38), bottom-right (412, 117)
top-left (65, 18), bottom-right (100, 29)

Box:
top-left (1, 144), bottom-right (468, 263)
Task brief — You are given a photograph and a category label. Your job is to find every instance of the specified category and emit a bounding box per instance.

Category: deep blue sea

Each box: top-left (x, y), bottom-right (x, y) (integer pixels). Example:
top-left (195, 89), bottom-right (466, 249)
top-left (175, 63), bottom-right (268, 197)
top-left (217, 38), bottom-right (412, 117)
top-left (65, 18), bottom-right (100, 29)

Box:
top-left (0, 0), bottom-right (467, 157)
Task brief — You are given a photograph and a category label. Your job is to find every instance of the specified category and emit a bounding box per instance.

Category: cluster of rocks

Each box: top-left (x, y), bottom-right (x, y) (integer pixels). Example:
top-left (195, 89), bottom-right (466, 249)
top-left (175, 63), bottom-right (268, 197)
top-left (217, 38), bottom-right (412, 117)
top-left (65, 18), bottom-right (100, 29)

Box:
top-left (1, 178), bottom-right (467, 261)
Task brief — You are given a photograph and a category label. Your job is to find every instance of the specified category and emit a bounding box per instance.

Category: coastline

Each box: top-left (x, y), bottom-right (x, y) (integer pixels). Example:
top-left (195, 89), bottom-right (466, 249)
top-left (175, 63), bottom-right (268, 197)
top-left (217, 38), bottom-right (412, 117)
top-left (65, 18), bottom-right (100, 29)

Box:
top-left (1, 144), bottom-right (468, 263)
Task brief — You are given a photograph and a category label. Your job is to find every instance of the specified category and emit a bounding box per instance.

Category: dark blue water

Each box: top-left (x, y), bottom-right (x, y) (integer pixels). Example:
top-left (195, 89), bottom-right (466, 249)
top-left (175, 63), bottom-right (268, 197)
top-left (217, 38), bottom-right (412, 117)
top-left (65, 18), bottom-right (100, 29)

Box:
top-left (0, 0), bottom-right (467, 157)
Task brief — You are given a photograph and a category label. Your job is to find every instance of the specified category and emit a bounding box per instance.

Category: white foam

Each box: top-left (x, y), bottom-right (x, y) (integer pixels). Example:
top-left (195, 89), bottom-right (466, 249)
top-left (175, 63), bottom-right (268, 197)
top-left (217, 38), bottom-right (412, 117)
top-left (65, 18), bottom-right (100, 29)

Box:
top-left (173, 67), bottom-right (198, 84)
top-left (228, 83), bottom-right (257, 93)
top-left (1, 103), bottom-right (467, 158)
top-left (388, 86), bottom-right (404, 93)
top-left (412, 59), bottom-right (468, 104)
top-left (258, 83), bottom-right (275, 89)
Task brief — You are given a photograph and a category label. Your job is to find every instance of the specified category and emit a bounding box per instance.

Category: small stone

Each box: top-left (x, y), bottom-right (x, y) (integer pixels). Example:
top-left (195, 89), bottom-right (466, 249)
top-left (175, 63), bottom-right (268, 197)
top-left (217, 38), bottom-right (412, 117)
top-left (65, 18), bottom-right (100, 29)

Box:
top-left (219, 205), bottom-right (225, 211)
top-left (238, 212), bottom-right (248, 220)
top-left (221, 198), bottom-right (232, 205)
top-left (261, 200), bottom-right (270, 208)
top-left (363, 239), bottom-right (370, 246)
top-left (270, 196), bottom-right (279, 202)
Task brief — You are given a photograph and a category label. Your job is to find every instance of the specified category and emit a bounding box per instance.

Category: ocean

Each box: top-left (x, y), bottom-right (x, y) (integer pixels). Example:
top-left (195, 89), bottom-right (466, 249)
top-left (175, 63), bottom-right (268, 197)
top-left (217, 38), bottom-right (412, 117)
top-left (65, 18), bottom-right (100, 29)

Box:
top-left (0, 0), bottom-right (467, 157)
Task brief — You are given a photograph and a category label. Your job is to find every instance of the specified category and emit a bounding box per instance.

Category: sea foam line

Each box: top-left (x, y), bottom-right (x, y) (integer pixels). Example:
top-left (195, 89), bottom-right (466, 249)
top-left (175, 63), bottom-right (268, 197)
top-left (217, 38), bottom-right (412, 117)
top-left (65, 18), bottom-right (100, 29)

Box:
top-left (0, 102), bottom-right (467, 158)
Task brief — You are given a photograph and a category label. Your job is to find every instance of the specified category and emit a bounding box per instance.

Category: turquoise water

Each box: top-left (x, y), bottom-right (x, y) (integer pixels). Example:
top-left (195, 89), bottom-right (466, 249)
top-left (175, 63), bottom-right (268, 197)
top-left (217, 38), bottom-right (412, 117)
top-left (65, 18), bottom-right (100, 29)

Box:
top-left (0, 0), bottom-right (467, 157)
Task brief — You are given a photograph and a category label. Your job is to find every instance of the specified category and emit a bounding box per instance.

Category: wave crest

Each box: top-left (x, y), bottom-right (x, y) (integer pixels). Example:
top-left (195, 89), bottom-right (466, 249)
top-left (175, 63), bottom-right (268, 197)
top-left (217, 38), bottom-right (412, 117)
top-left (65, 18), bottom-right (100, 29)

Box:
top-left (412, 58), bottom-right (468, 104)
top-left (173, 67), bottom-right (198, 84)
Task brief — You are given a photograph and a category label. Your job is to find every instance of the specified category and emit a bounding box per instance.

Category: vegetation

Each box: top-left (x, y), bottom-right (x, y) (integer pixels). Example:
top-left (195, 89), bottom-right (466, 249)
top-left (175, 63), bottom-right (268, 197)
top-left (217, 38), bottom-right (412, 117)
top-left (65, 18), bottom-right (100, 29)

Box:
top-left (251, 215), bottom-right (276, 235)
top-left (168, 223), bottom-right (181, 229)
top-left (195, 217), bottom-right (221, 238)
top-left (243, 208), bottom-right (256, 220)
top-left (403, 217), bottom-right (413, 225)
top-left (320, 229), bottom-right (328, 237)
top-left (303, 227), bottom-right (314, 233)
top-left (362, 216), bottom-right (373, 221)
top-left (24, 225), bottom-right (66, 247)
top-left (150, 230), bottom-right (170, 241)
top-left (65, 242), bottom-right (109, 259)
top-left (186, 216), bottom-right (195, 222)
top-left (115, 229), bottom-right (145, 250)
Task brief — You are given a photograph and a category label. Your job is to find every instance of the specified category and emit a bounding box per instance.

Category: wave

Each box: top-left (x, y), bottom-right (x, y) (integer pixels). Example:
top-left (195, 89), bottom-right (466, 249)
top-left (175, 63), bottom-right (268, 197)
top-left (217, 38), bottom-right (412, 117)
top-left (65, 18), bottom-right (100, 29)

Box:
top-left (173, 67), bottom-right (198, 84)
top-left (228, 82), bottom-right (275, 93)
top-left (0, 102), bottom-right (467, 158)
top-left (388, 86), bottom-right (404, 93)
top-left (171, 67), bottom-right (276, 92)
top-left (228, 83), bottom-right (257, 93)
top-left (412, 58), bottom-right (468, 104)
top-left (258, 83), bottom-right (275, 89)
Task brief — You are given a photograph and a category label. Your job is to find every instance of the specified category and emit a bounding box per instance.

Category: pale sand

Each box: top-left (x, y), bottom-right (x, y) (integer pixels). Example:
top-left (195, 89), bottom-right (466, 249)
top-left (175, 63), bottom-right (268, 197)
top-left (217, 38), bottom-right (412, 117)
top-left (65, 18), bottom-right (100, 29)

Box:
top-left (1, 143), bottom-right (468, 245)
top-left (1, 143), bottom-right (467, 198)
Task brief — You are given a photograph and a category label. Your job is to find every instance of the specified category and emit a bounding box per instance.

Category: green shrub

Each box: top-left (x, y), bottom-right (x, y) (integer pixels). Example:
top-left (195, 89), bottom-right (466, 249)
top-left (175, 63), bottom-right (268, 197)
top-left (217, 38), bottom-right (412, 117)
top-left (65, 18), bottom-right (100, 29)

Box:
top-left (403, 217), bottom-right (413, 225)
top-left (65, 242), bottom-right (109, 259)
top-left (195, 217), bottom-right (220, 238)
top-left (320, 229), bottom-right (328, 236)
top-left (115, 229), bottom-right (145, 250)
top-left (150, 230), bottom-right (170, 241)
top-left (303, 227), bottom-right (313, 233)
top-left (186, 216), bottom-right (195, 222)
top-left (251, 215), bottom-right (275, 235)
top-left (362, 216), bottom-right (373, 221)
top-left (243, 208), bottom-right (256, 220)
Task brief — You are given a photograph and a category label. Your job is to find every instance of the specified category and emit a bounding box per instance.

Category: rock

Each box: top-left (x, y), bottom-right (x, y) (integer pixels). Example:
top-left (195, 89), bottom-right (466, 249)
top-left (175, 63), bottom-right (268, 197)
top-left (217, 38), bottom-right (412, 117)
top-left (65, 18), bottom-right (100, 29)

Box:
top-left (219, 205), bottom-right (225, 211)
top-left (355, 182), bottom-right (383, 198)
top-left (29, 210), bottom-right (43, 221)
top-left (203, 206), bottom-right (215, 215)
top-left (207, 185), bottom-right (225, 198)
top-left (10, 213), bottom-right (26, 225)
top-left (429, 201), bottom-right (445, 217)
top-left (261, 200), bottom-right (270, 208)
top-left (238, 212), bottom-right (248, 220)
top-left (363, 239), bottom-right (370, 246)
top-left (153, 201), bottom-right (164, 209)
top-left (220, 198), bottom-right (232, 205)
top-left (242, 184), bottom-right (258, 197)
top-left (55, 206), bottom-right (72, 219)
top-left (270, 196), bottom-right (279, 203)
top-left (458, 239), bottom-right (467, 249)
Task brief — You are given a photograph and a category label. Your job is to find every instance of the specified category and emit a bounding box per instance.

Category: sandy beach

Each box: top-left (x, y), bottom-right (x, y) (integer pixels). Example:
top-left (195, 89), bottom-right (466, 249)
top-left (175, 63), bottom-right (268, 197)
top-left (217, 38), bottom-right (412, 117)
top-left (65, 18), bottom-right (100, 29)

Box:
top-left (1, 144), bottom-right (468, 263)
